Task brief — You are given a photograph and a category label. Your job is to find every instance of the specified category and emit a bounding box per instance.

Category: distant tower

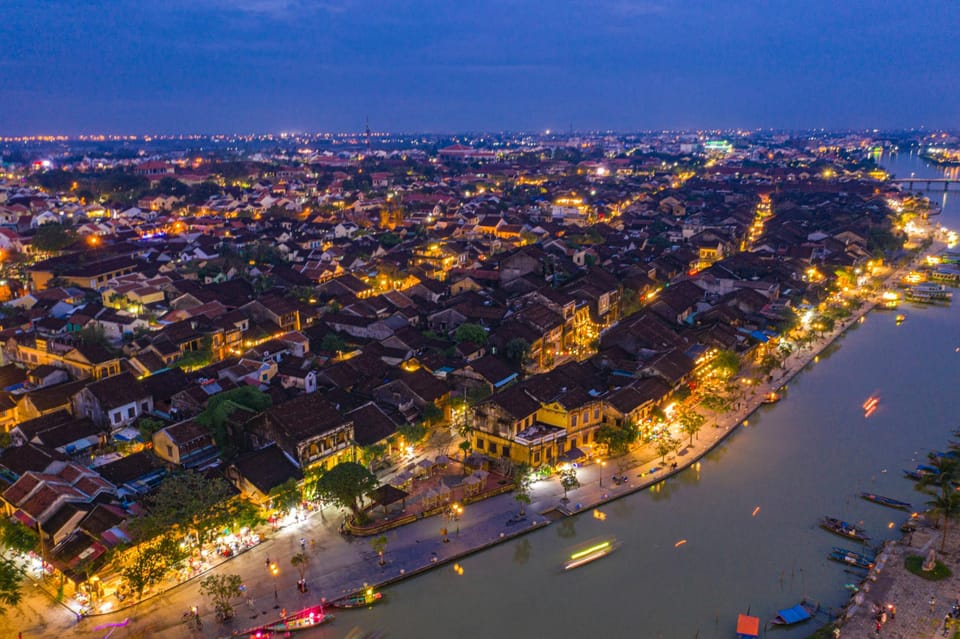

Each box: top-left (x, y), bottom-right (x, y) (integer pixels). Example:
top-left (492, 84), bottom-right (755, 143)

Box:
top-left (365, 116), bottom-right (372, 152)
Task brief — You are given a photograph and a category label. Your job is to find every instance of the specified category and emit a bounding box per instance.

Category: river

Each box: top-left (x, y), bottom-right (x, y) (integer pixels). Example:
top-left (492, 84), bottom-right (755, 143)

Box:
top-left (318, 152), bottom-right (960, 639)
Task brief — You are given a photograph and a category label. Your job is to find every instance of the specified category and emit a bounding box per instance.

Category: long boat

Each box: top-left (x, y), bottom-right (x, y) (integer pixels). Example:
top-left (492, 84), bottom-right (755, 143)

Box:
top-left (859, 492), bottom-right (911, 510)
top-left (328, 588), bottom-right (384, 609)
top-left (819, 516), bottom-right (869, 542)
top-left (768, 599), bottom-right (819, 627)
top-left (828, 547), bottom-right (874, 570)
top-left (562, 538), bottom-right (621, 571)
top-left (245, 606), bottom-right (333, 637)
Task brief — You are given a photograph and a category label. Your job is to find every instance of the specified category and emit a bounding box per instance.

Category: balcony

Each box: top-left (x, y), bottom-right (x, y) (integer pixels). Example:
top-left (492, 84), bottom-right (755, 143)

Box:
top-left (514, 422), bottom-right (566, 446)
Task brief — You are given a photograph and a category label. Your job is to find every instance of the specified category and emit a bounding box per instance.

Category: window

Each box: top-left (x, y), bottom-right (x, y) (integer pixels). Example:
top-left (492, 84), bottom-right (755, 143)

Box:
top-left (112, 412), bottom-right (121, 425)
top-left (593, 408), bottom-right (600, 420)
top-left (501, 446), bottom-right (510, 458)
top-left (533, 451), bottom-right (541, 463)
top-left (582, 410), bottom-right (589, 423)
top-left (476, 438), bottom-right (485, 451)
top-left (167, 445), bottom-right (173, 457)
top-left (571, 437), bottom-right (577, 449)
top-left (127, 407), bottom-right (135, 419)
top-left (571, 414), bottom-right (578, 427)
top-left (142, 402), bottom-right (149, 413)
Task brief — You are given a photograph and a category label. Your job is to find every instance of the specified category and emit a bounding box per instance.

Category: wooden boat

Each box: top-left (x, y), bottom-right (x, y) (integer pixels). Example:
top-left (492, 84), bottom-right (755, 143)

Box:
top-left (859, 492), bottom-right (911, 510)
top-left (761, 391), bottom-right (781, 404)
top-left (245, 606), bottom-right (333, 637)
top-left (562, 538), bottom-right (621, 571)
top-left (895, 313), bottom-right (906, 324)
top-left (768, 599), bottom-right (819, 627)
top-left (904, 464), bottom-right (940, 481)
top-left (329, 588), bottom-right (383, 609)
top-left (828, 547), bottom-right (874, 570)
top-left (820, 516), bottom-right (869, 542)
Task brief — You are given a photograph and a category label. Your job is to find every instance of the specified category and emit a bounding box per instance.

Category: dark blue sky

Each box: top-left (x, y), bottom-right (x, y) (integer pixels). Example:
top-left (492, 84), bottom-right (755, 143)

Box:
top-left (2, 0), bottom-right (958, 135)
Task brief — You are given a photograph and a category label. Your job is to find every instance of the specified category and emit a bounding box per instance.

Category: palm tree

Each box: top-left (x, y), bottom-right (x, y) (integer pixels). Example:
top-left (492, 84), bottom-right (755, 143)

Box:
top-left (370, 535), bottom-right (388, 566)
top-left (916, 457), bottom-right (960, 500)
top-left (927, 492), bottom-right (960, 553)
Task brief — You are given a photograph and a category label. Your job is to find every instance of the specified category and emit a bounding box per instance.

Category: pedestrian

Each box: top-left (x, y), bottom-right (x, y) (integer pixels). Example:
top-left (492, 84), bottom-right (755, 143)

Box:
top-left (945, 615), bottom-right (951, 637)
top-left (300, 537), bottom-right (306, 551)
top-left (880, 611), bottom-right (887, 625)
top-left (310, 539), bottom-right (317, 551)
top-left (265, 556), bottom-right (270, 568)
top-left (875, 620), bottom-right (881, 636)
top-left (932, 595), bottom-right (938, 613)
top-left (889, 603), bottom-right (896, 620)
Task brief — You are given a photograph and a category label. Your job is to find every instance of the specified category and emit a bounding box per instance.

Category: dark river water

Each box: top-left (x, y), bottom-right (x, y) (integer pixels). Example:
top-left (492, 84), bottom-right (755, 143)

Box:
top-left (316, 151), bottom-right (960, 639)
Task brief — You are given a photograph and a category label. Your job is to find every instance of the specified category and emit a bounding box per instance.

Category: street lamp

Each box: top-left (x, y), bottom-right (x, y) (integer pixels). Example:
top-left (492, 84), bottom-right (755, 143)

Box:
top-left (270, 562), bottom-right (280, 609)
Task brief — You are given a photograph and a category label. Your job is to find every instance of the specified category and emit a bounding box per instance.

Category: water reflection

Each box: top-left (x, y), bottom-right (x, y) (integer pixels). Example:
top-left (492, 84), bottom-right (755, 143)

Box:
top-left (512, 538), bottom-right (531, 565)
top-left (556, 518), bottom-right (577, 539)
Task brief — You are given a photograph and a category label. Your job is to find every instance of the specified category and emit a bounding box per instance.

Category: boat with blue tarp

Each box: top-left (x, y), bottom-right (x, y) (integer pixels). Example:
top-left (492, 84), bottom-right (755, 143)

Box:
top-left (768, 599), bottom-right (819, 627)
top-left (819, 516), bottom-right (869, 542)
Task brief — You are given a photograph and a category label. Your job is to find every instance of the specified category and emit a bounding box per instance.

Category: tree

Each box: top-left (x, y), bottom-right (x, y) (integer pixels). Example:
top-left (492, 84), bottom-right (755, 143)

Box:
top-left (0, 557), bottom-right (23, 611)
top-left (312, 462), bottom-right (379, 519)
top-left (199, 573), bottom-right (243, 622)
top-left (136, 416), bottom-right (166, 443)
top-left (655, 435), bottom-right (679, 463)
top-left (512, 462), bottom-right (533, 516)
top-left (712, 350), bottom-right (741, 380)
top-left (320, 333), bottom-right (347, 353)
top-left (677, 408), bottom-right (705, 446)
top-left (154, 177), bottom-right (190, 198)
top-left (505, 338), bottom-right (531, 364)
top-left (458, 440), bottom-right (472, 472)
top-left (421, 403), bottom-right (443, 425)
top-left (0, 518), bottom-right (38, 554)
top-left (454, 323), bottom-right (487, 345)
top-left (397, 421), bottom-right (428, 447)
top-left (290, 552), bottom-right (310, 580)
top-left (269, 478), bottom-right (302, 516)
top-left (928, 492), bottom-right (960, 553)
top-left (142, 471), bottom-right (235, 551)
top-left (360, 443), bottom-right (388, 471)
top-left (595, 423), bottom-right (638, 469)
top-left (188, 181), bottom-right (222, 205)
top-left (120, 537), bottom-right (185, 600)
top-left (370, 535), bottom-right (388, 566)
top-left (559, 466), bottom-right (580, 501)
top-left (32, 224), bottom-right (77, 253)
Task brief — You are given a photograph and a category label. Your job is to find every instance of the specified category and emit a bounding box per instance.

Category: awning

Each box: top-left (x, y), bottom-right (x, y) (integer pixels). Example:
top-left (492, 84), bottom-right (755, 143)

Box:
top-left (368, 485), bottom-right (408, 507)
top-left (736, 614), bottom-right (760, 638)
top-left (559, 447), bottom-right (585, 463)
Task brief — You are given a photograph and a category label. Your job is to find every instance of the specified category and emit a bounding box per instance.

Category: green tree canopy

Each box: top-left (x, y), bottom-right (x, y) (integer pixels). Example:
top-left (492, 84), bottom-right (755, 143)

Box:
top-left (397, 421), bottom-right (428, 446)
top-left (320, 333), bottom-right (347, 353)
top-left (120, 536), bottom-right (186, 600)
top-left (677, 407), bottom-right (705, 445)
top-left (188, 181), bottom-right (222, 205)
top-left (559, 466), bottom-right (580, 500)
top-left (0, 518), bottom-right (38, 554)
top-left (312, 462), bottom-right (379, 517)
top-left (32, 223), bottom-right (77, 252)
top-left (595, 422), bottom-right (638, 459)
top-left (0, 556), bottom-right (23, 611)
top-left (141, 471), bottom-right (236, 550)
top-left (505, 338), bottom-right (531, 364)
top-left (512, 462), bottom-right (533, 515)
top-left (153, 177), bottom-right (190, 198)
top-left (200, 573), bottom-right (243, 621)
top-left (712, 350), bottom-right (741, 380)
top-left (454, 323), bottom-right (487, 345)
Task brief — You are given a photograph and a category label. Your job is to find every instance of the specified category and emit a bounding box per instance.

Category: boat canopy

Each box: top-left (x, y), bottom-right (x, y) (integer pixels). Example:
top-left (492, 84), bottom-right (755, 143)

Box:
top-left (736, 613), bottom-right (760, 638)
top-left (777, 605), bottom-right (812, 624)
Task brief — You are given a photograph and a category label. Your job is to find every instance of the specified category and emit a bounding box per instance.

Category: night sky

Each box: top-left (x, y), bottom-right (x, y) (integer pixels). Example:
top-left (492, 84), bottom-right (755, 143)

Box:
top-left (2, 0), bottom-right (959, 135)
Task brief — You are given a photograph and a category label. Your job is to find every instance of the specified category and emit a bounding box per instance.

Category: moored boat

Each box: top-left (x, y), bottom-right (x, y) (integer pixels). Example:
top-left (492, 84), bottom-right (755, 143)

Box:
top-left (761, 391), bottom-right (781, 404)
top-left (819, 516), bottom-right (869, 542)
top-left (768, 599), bottom-right (819, 627)
top-left (828, 546), bottom-right (874, 570)
top-left (329, 588), bottom-right (384, 609)
top-left (859, 492), bottom-right (911, 510)
top-left (245, 606), bottom-right (333, 637)
top-left (736, 613), bottom-right (760, 638)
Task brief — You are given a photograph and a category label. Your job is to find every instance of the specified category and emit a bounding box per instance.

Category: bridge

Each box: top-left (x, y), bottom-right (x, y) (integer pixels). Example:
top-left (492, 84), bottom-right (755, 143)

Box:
top-left (891, 177), bottom-right (960, 191)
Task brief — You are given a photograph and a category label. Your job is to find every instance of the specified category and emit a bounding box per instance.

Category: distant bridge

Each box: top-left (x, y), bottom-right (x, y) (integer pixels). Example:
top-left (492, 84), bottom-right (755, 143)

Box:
top-left (891, 177), bottom-right (960, 191)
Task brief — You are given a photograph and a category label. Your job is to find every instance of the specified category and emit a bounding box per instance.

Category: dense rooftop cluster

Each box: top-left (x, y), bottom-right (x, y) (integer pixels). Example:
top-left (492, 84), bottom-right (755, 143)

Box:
top-left (0, 129), bottom-right (912, 585)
